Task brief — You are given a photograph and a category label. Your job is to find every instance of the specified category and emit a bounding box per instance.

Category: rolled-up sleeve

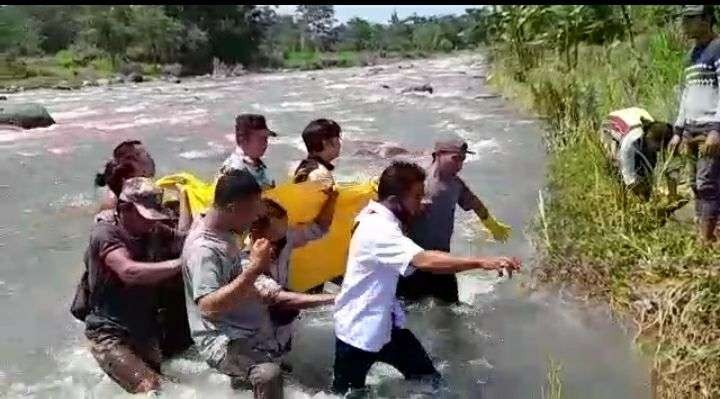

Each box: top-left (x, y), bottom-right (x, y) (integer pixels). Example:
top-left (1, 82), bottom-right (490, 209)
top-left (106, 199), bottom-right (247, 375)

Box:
top-left (618, 131), bottom-right (641, 186)
top-left (186, 247), bottom-right (222, 302)
top-left (253, 274), bottom-right (282, 304)
top-left (372, 226), bottom-right (423, 277)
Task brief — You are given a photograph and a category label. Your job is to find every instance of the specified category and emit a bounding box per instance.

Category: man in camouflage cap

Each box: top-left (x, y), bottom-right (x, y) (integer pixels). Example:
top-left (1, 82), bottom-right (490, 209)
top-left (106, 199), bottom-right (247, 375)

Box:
top-left (82, 177), bottom-right (184, 393)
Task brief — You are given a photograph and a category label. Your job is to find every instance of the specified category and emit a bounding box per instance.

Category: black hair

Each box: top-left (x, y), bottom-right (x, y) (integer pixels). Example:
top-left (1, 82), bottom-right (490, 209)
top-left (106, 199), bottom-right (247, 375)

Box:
top-left (214, 169), bottom-right (262, 209)
top-left (94, 158), bottom-right (141, 197)
top-left (252, 198), bottom-right (288, 232)
top-left (378, 161), bottom-right (426, 201)
top-left (641, 117), bottom-right (675, 148)
top-left (302, 119), bottom-right (341, 153)
top-left (113, 140), bottom-right (143, 161)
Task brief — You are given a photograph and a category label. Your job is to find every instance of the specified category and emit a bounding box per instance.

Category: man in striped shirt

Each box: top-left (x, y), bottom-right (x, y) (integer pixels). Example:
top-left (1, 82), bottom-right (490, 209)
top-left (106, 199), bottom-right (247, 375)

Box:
top-left (671, 5), bottom-right (720, 244)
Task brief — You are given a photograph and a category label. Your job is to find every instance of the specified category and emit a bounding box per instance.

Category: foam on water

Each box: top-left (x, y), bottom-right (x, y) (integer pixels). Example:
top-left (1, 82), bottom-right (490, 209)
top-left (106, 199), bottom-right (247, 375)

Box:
top-left (179, 141), bottom-right (228, 160)
top-left (115, 104), bottom-right (148, 113)
top-left (49, 193), bottom-right (95, 210)
top-left (52, 106), bottom-right (101, 120)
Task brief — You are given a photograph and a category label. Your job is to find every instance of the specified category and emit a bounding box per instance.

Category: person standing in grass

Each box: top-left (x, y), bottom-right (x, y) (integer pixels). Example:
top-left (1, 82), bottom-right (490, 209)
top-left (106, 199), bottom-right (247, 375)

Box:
top-left (670, 5), bottom-right (720, 244)
top-left (397, 135), bottom-right (513, 303)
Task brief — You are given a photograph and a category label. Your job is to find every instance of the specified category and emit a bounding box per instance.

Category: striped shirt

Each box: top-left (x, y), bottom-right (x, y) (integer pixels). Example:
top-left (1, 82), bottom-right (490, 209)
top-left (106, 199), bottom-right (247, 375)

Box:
top-left (675, 37), bottom-right (720, 134)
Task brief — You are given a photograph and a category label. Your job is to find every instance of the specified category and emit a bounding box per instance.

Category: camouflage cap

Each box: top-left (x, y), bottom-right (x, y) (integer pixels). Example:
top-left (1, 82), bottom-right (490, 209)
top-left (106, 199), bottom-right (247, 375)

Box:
top-left (118, 177), bottom-right (169, 220)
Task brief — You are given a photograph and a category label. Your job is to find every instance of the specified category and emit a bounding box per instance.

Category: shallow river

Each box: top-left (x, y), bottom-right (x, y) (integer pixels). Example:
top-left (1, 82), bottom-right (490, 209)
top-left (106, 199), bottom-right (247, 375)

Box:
top-left (0, 53), bottom-right (650, 398)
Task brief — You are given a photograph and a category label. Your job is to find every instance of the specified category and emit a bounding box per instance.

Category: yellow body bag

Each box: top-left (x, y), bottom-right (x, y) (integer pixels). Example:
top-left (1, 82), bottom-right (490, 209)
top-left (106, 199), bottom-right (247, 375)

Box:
top-left (156, 172), bottom-right (377, 292)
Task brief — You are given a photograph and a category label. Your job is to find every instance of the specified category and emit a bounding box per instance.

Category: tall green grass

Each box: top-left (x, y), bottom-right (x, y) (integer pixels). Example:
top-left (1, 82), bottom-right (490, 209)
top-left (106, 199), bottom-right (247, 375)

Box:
top-left (490, 24), bottom-right (720, 398)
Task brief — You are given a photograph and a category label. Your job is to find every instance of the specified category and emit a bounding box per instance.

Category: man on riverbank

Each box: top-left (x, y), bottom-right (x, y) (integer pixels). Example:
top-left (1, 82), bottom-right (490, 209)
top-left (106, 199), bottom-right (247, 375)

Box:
top-left (83, 177), bottom-right (184, 394)
top-left (292, 118), bottom-right (342, 188)
top-left (671, 5), bottom-right (720, 245)
top-left (397, 135), bottom-right (512, 303)
top-left (219, 114), bottom-right (278, 189)
top-left (332, 161), bottom-right (520, 395)
top-left (182, 169), bottom-right (334, 398)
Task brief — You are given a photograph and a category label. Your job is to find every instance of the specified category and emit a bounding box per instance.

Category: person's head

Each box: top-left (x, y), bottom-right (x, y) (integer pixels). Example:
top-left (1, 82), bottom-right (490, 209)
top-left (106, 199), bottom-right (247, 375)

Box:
top-left (113, 140), bottom-right (155, 177)
top-left (302, 118), bottom-right (342, 161)
top-left (431, 135), bottom-right (476, 177)
top-left (250, 198), bottom-right (289, 243)
top-left (680, 5), bottom-right (716, 41)
top-left (235, 114), bottom-right (278, 160)
top-left (378, 161), bottom-right (426, 224)
top-left (641, 117), bottom-right (674, 153)
top-left (116, 177), bottom-right (169, 237)
top-left (213, 169), bottom-right (263, 232)
top-left (95, 158), bottom-right (145, 197)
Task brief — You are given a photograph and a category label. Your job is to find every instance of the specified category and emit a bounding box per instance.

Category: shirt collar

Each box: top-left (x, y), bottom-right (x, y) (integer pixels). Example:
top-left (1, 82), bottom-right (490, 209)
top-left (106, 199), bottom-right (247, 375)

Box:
top-left (360, 200), bottom-right (401, 226)
top-left (235, 147), bottom-right (266, 169)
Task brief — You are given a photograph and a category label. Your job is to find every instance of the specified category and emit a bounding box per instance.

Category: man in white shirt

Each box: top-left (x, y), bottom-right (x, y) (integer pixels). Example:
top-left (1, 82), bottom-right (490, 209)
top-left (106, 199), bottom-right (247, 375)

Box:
top-left (332, 161), bottom-right (521, 395)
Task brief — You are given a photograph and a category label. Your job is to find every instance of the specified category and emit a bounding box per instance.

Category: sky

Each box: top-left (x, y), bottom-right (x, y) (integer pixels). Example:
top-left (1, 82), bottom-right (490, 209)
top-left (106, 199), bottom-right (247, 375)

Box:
top-left (274, 5), bottom-right (485, 24)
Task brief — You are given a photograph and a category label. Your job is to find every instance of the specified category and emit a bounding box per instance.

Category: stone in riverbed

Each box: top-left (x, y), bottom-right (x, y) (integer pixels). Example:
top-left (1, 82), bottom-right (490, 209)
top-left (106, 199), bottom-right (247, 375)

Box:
top-left (53, 81), bottom-right (73, 90)
top-left (401, 83), bottom-right (433, 95)
top-left (474, 94), bottom-right (500, 100)
top-left (127, 73), bottom-right (144, 83)
top-left (0, 103), bottom-right (55, 129)
top-left (0, 96), bottom-right (7, 101)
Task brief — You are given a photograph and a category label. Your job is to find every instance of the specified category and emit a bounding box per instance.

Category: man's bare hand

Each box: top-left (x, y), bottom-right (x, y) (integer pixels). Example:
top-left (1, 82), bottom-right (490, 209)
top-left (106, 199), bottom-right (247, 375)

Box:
top-left (481, 256), bottom-right (521, 278)
top-left (249, 238), bottom-right (272, 273)
top-left (668, 134), bottom-right (682, 155)
top-left (701, 131), bottom-right (720, 158)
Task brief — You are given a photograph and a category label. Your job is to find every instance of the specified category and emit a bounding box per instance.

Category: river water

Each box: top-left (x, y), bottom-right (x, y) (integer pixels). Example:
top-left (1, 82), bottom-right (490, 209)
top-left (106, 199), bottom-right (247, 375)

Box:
top-left (0, 53), bottom-right (650, 398)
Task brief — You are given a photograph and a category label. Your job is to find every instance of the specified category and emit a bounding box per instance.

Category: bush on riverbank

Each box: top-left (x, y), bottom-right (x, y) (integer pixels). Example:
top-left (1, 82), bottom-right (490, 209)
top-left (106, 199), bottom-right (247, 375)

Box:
top-left (487, 7), bottom-right (720, 398)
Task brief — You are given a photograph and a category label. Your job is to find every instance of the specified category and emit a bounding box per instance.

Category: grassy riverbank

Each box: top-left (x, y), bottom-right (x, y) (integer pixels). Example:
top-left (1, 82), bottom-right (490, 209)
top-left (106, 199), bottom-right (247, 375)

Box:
top-left (488, 26), bottom-right (720, 398)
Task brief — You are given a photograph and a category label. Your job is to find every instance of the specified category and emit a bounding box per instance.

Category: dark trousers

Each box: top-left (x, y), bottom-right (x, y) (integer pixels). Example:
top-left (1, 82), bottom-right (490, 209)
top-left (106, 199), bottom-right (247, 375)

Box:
top-left (397, 270), bottom-right (459, 303)
top-left (332, 328), bottom-right (440, 395)
top-left (156, 274), bottom-right (193, 358)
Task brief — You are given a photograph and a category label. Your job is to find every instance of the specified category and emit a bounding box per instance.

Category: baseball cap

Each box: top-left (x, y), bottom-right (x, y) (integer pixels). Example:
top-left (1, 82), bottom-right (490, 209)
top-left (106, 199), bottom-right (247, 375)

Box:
top-left (678, 5), bottom-right (715, 18)
top-left (433, 135), bottom-right (475, 155)
top-left (235, 114), bottom-right (278, 138)
top-left (118, 177), bottom-right (169, 221)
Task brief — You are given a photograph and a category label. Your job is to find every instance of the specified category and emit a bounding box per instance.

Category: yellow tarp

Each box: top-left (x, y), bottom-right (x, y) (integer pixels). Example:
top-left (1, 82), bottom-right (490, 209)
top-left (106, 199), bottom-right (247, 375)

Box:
top-left (156, 172), bottom-right (377, 292)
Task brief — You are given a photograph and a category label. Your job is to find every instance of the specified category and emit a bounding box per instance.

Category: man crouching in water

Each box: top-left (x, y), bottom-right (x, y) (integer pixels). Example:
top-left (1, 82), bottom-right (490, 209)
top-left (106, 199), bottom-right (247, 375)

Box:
top-left (84, 177), bottom-right (184, 393)
top-left (332, 161), bottom-right (521, 395)
top-left (182, 169), bottom-right (335, 398)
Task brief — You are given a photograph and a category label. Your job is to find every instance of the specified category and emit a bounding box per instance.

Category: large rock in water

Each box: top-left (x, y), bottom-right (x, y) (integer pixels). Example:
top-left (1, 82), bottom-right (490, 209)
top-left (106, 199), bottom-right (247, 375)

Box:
top-left (0, 103), bottom-right (55, 129)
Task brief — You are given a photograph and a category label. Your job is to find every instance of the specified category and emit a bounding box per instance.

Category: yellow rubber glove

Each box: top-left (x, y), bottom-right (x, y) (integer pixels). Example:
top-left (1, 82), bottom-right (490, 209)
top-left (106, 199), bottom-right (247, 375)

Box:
top-left (480, 215), bottom-right (512, 243)
top-left (370, 176), bottom-right (380, 194)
